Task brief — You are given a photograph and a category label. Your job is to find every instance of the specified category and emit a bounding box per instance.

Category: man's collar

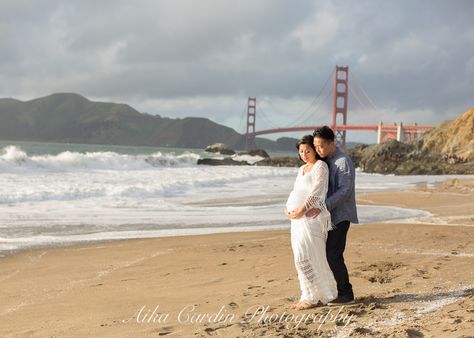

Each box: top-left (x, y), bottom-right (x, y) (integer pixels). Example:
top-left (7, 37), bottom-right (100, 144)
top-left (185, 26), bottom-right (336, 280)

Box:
top-left (327, 146), bottom-right (340, 160)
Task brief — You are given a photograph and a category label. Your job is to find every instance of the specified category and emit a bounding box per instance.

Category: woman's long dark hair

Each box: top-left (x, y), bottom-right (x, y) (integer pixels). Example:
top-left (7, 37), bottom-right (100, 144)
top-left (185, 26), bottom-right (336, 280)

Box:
top-left (296, 135), bottom-right (323, 161)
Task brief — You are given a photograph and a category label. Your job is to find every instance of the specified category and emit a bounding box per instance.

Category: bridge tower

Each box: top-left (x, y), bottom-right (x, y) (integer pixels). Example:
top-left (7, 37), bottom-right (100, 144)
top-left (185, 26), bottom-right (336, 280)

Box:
top-left (245, 97), bottom-right (257, 151)
top-left (332, 66), bottom-right (349, 148)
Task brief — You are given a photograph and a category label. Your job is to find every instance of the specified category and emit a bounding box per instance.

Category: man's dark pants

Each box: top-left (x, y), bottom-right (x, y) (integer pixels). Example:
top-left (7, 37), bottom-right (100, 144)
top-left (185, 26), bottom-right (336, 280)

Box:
top-left (326, 220), bottom-right (354, 299)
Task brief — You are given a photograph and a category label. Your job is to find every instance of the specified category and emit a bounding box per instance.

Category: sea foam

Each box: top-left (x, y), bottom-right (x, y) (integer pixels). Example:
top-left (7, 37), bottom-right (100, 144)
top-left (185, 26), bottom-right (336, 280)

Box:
top-left (0, 145), bottom-right (201, 172)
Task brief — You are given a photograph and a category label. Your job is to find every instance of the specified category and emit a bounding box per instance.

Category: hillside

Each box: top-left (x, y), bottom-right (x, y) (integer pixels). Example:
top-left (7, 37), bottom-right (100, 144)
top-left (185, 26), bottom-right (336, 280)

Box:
top-left (347, 106), bottom-right (474, 175)
top-left (419, 106), bottom-right (474, 160)
top-left (0, 93), bottom-right (296, 151)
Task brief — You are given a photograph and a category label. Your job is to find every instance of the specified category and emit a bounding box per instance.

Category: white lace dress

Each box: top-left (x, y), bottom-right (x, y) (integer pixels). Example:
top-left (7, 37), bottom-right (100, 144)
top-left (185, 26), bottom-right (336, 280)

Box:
top-left (286, 160), bottom-right (338, 305)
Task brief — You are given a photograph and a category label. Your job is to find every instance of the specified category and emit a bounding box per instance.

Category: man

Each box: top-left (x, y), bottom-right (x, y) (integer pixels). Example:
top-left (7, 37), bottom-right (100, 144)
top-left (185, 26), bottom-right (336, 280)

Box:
top-left (306, 126), bottom-right (358, 305)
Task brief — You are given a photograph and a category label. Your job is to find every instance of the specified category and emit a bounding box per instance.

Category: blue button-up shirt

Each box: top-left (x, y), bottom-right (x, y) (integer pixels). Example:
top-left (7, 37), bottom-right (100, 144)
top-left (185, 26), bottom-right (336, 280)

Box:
top-left (325, 147), bottom-right (359, 225)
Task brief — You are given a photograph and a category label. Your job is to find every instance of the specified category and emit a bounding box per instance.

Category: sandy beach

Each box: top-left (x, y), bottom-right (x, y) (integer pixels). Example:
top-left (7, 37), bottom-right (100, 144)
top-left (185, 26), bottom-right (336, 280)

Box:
top-left (0, 179), bottom-right (473, 337)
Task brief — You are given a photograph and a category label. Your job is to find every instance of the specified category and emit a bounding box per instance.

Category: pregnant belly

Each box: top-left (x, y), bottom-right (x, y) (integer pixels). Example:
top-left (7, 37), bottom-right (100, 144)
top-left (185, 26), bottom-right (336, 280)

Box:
top-left (286, 189), bottom-right (307, 211)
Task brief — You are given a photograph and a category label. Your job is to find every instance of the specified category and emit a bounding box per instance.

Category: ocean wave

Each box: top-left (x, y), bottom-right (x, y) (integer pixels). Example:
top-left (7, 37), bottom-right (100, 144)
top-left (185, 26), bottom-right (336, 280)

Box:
top-left (0, 145), bottom-right (201, 171)
top-left (231, 154), bottom-right (265, 164)
top-left (0, 155), bottom-right (297, 204)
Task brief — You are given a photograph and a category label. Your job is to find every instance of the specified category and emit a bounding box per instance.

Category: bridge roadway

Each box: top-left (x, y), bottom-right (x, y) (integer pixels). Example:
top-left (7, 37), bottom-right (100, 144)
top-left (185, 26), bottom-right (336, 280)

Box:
top-left (252, 124), bottom-right (434, 136)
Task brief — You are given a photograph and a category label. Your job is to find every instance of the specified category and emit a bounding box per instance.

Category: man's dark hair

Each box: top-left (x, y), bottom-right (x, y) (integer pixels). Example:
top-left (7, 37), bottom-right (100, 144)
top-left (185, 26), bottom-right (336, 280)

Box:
top-left (296, 135), bottom-right (322, 161)
top-left (312, 126), bottom-right (335, 141)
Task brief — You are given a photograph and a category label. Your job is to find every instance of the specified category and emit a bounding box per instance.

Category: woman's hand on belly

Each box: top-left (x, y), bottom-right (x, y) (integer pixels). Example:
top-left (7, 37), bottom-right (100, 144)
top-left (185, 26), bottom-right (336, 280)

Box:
top-left (289, 206), bottom-right (306, 219)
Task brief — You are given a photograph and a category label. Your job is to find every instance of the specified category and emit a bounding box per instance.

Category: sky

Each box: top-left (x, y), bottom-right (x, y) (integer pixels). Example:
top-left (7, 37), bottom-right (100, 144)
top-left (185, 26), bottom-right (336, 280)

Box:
top-left (1, 0), bottom-right (473, 143)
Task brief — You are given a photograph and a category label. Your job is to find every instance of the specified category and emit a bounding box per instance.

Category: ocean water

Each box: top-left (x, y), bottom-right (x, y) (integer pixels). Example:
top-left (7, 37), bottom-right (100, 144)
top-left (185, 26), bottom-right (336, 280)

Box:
top-left (0, 140), bottom-right (469, 256)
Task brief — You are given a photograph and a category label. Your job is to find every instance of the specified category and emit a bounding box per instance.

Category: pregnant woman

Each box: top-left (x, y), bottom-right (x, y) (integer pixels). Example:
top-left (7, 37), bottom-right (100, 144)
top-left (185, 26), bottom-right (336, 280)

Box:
top-left (285, 135), bottom-right (338, 310)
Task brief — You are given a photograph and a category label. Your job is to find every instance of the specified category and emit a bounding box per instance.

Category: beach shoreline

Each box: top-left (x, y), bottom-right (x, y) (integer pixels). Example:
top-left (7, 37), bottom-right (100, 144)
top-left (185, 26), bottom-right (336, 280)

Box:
top-left (0, 179), bottom-right (473, 337)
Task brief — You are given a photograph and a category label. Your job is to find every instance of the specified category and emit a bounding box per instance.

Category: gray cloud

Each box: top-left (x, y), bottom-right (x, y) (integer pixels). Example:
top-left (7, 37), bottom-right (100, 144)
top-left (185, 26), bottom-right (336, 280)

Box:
top-left (1, 0), bottom-right (473, 142)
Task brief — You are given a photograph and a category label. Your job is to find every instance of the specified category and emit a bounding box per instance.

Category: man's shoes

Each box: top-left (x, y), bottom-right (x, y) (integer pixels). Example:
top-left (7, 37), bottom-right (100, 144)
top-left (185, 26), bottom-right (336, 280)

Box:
top-left (327, 296), bottom-right (355, 306)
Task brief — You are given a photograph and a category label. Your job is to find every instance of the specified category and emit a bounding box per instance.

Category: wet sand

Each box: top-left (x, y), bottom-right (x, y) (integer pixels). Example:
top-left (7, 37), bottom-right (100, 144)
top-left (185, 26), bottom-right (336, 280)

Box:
top-left (0, 179), bottom-right (473, 337)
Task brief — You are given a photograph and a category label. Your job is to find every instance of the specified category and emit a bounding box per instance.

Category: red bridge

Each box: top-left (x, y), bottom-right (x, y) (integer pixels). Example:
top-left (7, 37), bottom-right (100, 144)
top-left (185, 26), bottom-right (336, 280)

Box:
top-left (245, 66), bottom-right (434, 150)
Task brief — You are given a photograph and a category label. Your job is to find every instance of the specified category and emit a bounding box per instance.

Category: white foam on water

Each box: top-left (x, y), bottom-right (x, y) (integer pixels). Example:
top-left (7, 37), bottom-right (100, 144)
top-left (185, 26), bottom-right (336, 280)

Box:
top-left (0, 145), bottom-right (202, 172)
top-left (395, 215), bottom-right (474, 227)
top-left (0, 225), bottom-right (291, 253)
top-left (357, 205), bottom-right (432, 224)
top-left (231, 153), bottom-right (265, 164)
top-left (1, 144), bottom-right (473, 255)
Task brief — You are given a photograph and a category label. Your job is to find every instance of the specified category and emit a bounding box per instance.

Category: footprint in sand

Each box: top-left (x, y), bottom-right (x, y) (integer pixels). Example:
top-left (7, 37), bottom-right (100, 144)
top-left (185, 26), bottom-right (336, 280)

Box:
top-left (157, 331), bottom-right (173, 336)
top-left (368, 274), bottom-right (392, 283)
top-left (413, 268), bottom-right (430, 279)
top-left (405, 328), bottom-right (423, 338)
top-left (353, 327), bottom-right (374, 334)
top-left (90, 283), bottom-right (103, 287)
top-left (203, 323), bottom-right (235, 335)
top-left (247, 285), bottom-right (262, 289)
top-left (359, 262), bottom-right (406, 284)
top-left (150, 326), bottom-right (175, 336)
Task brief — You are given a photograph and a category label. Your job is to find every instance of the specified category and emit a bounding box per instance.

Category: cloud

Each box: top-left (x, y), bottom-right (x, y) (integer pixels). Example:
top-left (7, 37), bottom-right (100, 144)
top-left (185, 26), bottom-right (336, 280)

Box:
top-left (0, 0), bottom-right (473, 143)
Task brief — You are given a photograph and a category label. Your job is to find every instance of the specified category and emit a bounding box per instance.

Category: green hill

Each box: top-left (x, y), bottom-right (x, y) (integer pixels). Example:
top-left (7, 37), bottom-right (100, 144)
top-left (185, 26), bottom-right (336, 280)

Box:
top-left (0, 93), bottom-right (296, 151)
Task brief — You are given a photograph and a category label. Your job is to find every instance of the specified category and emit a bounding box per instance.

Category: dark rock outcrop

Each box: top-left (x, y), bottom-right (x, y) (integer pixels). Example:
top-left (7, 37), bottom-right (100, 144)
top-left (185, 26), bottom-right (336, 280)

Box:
top-left (357, 140), bottom-right (435, 174)
top-left (197, 158), bottom-right (250, 166)
top-left (238, 149), bottom-right (270, 158)
top-left (345, 107), bottom-right (474, 175)
top-left (255, 157), bottom-right (302, 167)
top-left (346, 144), bottom-right (369, 169)
top-left (355, 140), bottom-right (473, 175)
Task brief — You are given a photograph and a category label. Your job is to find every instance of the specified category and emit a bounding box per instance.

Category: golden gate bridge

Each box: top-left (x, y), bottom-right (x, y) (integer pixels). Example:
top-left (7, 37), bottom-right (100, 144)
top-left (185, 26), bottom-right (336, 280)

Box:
top-left (244, 66), bottom-right (434, 150)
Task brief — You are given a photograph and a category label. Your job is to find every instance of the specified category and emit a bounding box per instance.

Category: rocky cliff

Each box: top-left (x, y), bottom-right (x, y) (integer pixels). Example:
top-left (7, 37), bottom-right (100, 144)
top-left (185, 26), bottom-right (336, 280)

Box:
top-left (348, 107), bottom-right (474, 175)
top-left (418, 106), bottom-right (474, 161)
